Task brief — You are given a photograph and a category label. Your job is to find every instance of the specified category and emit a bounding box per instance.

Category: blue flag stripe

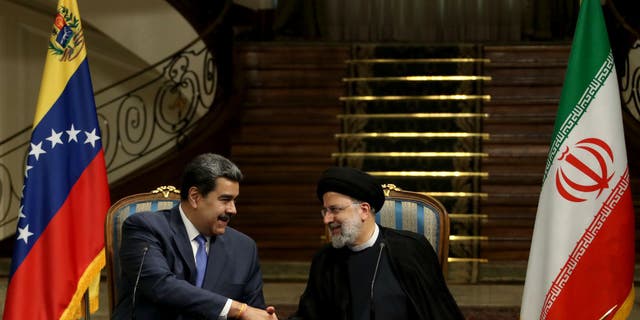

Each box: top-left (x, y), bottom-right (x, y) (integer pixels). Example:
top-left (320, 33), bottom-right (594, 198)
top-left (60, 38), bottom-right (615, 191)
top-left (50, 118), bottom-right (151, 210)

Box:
top-left (10, 60), bottom-right (102, 276)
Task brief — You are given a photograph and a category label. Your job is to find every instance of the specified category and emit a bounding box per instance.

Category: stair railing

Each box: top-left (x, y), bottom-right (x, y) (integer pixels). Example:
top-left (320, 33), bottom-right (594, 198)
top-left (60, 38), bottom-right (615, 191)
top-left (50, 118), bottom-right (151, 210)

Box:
top-left (0, 0), bottom-right (232, 239)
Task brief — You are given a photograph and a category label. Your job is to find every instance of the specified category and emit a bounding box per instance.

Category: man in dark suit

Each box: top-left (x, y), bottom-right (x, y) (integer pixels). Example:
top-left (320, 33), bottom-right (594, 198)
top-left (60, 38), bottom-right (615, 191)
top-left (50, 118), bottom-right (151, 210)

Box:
top-left (113, 153), bottom-right (277, 320)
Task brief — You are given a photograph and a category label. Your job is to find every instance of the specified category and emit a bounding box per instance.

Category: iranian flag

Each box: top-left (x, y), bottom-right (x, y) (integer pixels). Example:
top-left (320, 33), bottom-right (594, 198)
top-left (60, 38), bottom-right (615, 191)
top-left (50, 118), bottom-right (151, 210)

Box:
top-left (520, 0), bottom-right (635, 319)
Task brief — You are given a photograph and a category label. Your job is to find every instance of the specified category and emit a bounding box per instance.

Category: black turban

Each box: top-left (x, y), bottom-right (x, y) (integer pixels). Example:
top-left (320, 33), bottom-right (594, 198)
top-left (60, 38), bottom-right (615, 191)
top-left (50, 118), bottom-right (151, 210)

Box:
top-left (316, 166), bottom-right (385, 213)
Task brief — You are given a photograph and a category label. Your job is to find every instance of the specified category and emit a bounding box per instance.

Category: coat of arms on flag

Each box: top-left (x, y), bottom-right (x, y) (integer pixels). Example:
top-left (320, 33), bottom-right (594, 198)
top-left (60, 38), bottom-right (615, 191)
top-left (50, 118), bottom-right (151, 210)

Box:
top-left (50, 6), bottom-right (85, 61)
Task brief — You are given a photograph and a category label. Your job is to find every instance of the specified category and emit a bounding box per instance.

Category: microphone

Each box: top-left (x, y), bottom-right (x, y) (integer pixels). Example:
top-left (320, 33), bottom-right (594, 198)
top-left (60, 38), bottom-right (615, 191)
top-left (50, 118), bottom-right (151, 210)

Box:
top-left (132, 245), bottom-right (149, 320)
top-left (370, 242), bottom-right (385, 320)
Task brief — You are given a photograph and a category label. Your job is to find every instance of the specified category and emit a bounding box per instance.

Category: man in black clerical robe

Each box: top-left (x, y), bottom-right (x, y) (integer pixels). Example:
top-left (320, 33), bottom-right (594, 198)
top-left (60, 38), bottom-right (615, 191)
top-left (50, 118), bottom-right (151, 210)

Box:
top-left (289, 166), bottom-right (464, 320)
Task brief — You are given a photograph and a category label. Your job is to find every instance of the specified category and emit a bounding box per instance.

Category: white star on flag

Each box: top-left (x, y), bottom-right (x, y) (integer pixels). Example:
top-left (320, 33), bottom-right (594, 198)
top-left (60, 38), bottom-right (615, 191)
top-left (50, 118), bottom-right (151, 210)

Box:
top-left (66, 124), bottom-right (80, 143)
top-left (46, 129), bottom-right (64, 149)
top-left (19, 206), bottom-right (26, 219)
top-left (29, 142), bottom-right (46, 161)
top-left (17, 225), bottom-right (34, 244)
top-left (24, 165), bottom-right (33, 178)
top-left (84, 128), bottom-right (100, 148)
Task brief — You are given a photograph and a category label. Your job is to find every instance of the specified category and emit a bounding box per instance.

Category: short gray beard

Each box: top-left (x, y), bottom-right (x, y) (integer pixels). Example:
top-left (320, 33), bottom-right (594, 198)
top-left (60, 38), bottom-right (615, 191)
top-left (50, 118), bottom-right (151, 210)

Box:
top-left (330, 214), bottom-right (362, 248)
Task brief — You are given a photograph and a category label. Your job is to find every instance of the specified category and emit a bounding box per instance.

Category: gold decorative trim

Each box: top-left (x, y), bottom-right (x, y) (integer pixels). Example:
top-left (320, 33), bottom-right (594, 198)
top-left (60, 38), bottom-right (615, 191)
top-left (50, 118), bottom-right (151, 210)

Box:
top-left (342, 75), bottom-right (492, 82)
top-left (381, 183), bottom-right (402, 196)
top-left (339, 95), bottom-right (491, 101)
top-left (332, 152), bottom-right (488, 158)
top-left (151, 185), bottom-right (181, 198)
top-left (334, 132), bottom-right (490, 139)
top-left (447, 257), bottom-right (489, 263)
top-left (337, 113), bottom-right (489, 119)
top-left (346, 58), bottom-right (491, 64)
top-left (449, 235), bottom-right (490, 241)
top-left (369, 171), bottom-right (489, 178)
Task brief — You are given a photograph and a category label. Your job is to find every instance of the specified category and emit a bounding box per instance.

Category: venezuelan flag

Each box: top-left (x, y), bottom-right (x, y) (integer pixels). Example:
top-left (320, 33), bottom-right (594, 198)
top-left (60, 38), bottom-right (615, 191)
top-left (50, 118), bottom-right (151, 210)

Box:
top-left (3, 0), bottom-right (110, 319)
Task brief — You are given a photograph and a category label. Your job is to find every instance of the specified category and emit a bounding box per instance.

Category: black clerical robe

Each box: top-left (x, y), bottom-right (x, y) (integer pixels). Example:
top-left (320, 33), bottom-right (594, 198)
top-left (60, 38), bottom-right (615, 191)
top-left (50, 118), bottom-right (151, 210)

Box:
top-left (289, 226), bottom-right (464, 320)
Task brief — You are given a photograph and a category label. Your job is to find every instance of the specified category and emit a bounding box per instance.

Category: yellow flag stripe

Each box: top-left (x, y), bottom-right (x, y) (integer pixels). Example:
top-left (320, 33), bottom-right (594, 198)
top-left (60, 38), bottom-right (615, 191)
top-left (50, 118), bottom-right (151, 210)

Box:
top-left (59, 249), bottom-right (105, 320)
top-left (33, 0), bottom-right (86, 127)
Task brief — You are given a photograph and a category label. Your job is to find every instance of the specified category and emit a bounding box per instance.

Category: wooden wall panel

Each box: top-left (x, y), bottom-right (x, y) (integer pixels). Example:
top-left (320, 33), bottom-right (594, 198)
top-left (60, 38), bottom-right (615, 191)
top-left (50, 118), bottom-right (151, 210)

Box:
top-left (230, 43), bottom-right (349, 261)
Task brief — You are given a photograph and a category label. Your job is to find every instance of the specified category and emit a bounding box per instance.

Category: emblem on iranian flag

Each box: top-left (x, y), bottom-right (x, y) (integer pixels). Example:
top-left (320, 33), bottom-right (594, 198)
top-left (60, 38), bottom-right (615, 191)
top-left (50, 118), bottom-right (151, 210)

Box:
top-left (554, 138), bottom-right (614, 202)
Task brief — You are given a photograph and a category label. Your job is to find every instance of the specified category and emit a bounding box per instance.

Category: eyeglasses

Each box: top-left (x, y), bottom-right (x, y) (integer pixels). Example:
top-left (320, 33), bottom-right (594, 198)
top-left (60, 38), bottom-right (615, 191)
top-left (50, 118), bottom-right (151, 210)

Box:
top-left (320, 202), bottom-right (361, 217)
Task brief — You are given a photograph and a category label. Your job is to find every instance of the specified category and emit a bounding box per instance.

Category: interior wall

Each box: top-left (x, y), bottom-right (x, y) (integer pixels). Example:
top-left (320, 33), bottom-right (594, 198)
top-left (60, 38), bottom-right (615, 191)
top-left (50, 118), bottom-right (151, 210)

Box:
top-left (272, 0), bottom-right (580, 42)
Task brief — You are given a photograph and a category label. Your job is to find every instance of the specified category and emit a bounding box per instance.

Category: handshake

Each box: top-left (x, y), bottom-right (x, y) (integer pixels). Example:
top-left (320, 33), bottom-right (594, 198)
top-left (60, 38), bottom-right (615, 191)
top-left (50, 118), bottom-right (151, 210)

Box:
top-left (230, 301), bottom-right (278, 320)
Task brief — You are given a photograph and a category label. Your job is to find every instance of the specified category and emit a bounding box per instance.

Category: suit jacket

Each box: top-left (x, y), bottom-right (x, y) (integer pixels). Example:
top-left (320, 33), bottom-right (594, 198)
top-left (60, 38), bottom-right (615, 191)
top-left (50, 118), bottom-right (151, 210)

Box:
top-left (112, 206), bottom-right (266, 320)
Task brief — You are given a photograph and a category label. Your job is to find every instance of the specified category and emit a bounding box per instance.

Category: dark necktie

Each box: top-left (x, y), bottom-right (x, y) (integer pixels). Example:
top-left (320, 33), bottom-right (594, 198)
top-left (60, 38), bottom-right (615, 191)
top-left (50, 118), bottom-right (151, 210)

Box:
top-left (195, 235), bottom-right (207, 287)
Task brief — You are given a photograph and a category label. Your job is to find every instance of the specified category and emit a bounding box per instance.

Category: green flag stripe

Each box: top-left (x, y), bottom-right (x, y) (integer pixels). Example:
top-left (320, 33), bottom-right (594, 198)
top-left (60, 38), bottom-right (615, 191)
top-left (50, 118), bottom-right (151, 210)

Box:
top-left (542, 0), bottom-right (614, 183)
top-left (553, 0), bottom-right (611, 132)
top-left (543, 52), bottom-right (614, 181)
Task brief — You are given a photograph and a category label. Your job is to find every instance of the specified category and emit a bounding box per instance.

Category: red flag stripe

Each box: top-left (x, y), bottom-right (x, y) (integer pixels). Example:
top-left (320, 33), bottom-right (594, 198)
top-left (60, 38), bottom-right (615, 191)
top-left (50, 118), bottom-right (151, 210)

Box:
top-left (541, 170), bottom-right (634, 320)
top-left (3, 152), bottom-right (110, 319)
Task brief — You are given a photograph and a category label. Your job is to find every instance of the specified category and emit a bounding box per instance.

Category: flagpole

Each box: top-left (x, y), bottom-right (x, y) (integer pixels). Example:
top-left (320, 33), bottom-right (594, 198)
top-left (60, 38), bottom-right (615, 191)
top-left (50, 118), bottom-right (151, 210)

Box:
top-left (598, 305), bottom-right (616, 320)
top-left (83, 290), bottom-right (91, 320)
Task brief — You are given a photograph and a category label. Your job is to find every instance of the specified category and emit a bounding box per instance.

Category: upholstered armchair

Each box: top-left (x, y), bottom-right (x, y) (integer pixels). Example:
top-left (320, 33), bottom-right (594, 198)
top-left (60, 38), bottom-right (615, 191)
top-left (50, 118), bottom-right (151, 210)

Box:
top-left (104, 186), bottom-right (181, 314)
top-left (377, 184), bottom-right (450, 272)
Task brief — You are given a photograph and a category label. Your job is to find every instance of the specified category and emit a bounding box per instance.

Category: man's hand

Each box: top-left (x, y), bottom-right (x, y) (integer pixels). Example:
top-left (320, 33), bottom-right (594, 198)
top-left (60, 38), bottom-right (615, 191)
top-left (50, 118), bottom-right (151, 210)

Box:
top-left (239, 305), bottom-right (278, 319)
top-left (266, 306), bottom-right (276, 315)
top-left (230, 301), bottom-right (278, 320)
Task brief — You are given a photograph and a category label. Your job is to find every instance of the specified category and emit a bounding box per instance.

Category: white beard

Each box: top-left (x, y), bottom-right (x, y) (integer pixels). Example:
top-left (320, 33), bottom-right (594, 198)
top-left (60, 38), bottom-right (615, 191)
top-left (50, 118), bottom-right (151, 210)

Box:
top-left (329, 213), bottom-right (362, 248)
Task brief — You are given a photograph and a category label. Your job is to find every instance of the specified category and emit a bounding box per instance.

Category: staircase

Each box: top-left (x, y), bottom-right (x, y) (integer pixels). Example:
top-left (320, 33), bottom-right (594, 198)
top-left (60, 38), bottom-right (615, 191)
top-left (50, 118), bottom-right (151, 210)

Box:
top-left (336, 44), bottom-right (490, 283)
